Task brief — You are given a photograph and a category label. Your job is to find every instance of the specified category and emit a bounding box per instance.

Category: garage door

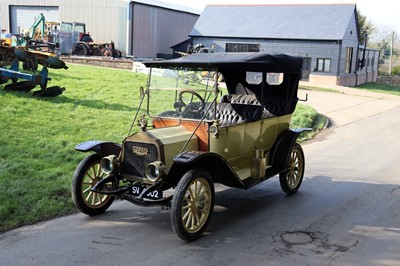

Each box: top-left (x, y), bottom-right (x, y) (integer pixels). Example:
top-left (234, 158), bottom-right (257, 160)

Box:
top-left (10, 6), bottom-right (59, 34)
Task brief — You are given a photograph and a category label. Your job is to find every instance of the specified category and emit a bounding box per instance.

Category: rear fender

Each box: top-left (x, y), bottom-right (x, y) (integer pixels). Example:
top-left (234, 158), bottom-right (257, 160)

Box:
top-left (268, 128), bottom-right (311, 175)
top-left (163, 151), bottom-right (245, 190)
top-left (75, 140), bottom-right (122, 158)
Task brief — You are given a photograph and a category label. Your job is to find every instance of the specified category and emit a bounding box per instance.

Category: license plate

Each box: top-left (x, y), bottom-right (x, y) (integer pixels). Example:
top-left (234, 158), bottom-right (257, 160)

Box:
top-left (131, 185), bottom-right (162, 200)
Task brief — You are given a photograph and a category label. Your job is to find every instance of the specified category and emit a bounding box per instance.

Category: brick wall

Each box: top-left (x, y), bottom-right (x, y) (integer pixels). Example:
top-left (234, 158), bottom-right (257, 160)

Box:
top-left (60, 56), bottom-right (134, 70)
top-left (377, 75), bottom-right (400, 87)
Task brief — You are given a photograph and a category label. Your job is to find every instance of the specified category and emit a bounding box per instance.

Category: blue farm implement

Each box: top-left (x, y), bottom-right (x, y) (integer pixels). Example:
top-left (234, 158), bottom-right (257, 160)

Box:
top-left (0, 45), bottom-right (68, 97)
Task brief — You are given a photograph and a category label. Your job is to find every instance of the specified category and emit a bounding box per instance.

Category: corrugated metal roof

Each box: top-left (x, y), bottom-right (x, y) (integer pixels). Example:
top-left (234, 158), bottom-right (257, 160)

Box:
top-left (129, 0), bottom-right (201, 15)
top-left (190, 4), bottom-right (356, 41)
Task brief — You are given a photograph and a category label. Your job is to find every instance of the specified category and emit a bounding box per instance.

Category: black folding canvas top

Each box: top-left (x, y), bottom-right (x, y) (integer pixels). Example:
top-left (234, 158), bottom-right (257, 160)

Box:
top-left (144, 53), bottom-right (303, 73)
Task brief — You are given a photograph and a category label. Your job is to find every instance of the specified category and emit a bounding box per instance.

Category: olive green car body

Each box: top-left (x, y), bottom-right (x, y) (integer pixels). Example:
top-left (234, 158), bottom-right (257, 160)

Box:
top-left (72, 53), bottom-right (309, 241)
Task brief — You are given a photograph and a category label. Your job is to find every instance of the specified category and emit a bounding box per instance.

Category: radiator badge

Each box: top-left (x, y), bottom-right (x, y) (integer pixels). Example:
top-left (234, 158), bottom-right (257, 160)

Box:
top-left (132, 146), bottom-right (148, 156)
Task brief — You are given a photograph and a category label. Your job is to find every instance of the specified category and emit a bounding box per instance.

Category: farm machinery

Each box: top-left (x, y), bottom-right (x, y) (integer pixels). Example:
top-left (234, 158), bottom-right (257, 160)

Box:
top-left (58, 21), bottom-right (122, 57)
top-left (72, 38), bottom-right (122, 57)
top-left (0, 13), bottom-right (68, 96)
top-left (0, 45), bottom-right (68, 97)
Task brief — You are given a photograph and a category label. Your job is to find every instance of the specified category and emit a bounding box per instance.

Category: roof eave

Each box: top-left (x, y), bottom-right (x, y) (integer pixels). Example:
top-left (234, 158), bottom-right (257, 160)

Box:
top-left (190, 35), bottom-right (343, 42)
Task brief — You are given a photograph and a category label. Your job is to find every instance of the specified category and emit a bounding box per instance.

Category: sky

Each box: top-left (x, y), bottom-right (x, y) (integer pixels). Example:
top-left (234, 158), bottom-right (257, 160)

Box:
top-left (163, 0), bottom-right (399, 34)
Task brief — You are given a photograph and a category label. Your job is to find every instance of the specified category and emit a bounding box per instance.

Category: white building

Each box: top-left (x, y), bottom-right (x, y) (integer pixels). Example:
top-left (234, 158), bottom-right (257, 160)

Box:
top-left (0, 0), bottom-right (200, 58)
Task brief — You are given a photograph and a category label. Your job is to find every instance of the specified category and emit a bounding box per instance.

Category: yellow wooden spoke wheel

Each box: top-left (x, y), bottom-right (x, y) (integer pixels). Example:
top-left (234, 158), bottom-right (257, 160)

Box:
top-left (171, 169), bottom-right (214, 241)
top-left (279, 143), bottom-right (305, 195)
top-left (72, 154), bottom-right (115, 215)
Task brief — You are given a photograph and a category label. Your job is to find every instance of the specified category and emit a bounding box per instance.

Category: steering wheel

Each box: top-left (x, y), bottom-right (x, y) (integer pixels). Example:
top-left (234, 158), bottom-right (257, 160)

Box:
top-left (177, 90), bottom-right (206, 113)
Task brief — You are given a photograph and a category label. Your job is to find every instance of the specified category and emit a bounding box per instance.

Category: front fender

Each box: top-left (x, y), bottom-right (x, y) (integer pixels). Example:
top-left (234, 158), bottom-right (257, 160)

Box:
top-left (268, 128), bottom-right (311, 175)
top-left (75, 140), bottom-right (122, 158)
top-left (163, 151), bottom-right (245, 190)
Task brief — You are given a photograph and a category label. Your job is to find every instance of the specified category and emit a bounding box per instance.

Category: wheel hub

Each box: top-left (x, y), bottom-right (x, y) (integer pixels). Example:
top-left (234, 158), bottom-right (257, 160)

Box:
top-left (188, 198), bottom-right (203, 213)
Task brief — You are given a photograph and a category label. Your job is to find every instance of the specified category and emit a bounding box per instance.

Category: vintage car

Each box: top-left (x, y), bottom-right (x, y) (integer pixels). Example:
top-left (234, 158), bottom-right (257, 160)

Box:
top-left (71, 53), bottom-right (310, 241)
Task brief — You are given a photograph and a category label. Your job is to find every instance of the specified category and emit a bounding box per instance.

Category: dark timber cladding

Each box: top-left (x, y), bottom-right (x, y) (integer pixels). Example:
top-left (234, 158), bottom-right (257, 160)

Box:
top-left (129, 1), bottom-right (199, 58)
top-left (189, 4), bottom-right (380, 86)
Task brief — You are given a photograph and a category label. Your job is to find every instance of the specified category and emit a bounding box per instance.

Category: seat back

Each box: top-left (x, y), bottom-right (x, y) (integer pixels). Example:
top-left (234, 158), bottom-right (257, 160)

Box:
top-left (207, 102), bottom-right (263, 127)
top-left (220, 94), bottom-right (274, 120)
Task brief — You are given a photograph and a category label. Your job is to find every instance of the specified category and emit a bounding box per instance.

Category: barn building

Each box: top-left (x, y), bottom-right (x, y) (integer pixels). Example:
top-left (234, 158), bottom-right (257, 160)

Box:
top-left (0, 0), bottom-right (200, 58)
top-left (189, 4), bottom-right (379, 87)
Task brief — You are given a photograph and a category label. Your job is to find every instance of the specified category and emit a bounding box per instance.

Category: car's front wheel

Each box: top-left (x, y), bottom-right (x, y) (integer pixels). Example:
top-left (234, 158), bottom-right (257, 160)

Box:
top-left (71, 154), bottom-right (115, 215)
top-left (279, 143), bottom-right (305, 195)
top-left (171, 169), bottom-right (215, 241)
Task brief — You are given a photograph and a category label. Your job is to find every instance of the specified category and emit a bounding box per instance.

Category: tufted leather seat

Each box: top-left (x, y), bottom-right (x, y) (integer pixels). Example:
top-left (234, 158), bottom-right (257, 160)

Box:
top-left (206, 102), bottom-right (263, 127)
top-left (221, 94), bottom-right (262, 105)
top-left (220, 94), bottom-right (275, 120)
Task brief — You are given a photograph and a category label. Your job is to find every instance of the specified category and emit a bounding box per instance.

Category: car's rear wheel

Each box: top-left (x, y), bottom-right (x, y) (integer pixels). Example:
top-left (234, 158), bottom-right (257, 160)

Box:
top-left (71, 154), bottom-right (115, 215)
top-left (279, 143), bottom-right (305, 195)
top-left (171, 169), bottom-right (214, 241)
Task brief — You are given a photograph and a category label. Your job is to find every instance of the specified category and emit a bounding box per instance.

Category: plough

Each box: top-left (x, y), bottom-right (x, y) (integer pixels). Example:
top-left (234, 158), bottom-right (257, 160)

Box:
top-left (0, 45), bottom-right (68, 97)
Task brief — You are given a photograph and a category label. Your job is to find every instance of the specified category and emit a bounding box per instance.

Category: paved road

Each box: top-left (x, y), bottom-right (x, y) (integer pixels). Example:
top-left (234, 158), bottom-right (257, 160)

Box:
top-left (1, 89), bottom-right (400, 266)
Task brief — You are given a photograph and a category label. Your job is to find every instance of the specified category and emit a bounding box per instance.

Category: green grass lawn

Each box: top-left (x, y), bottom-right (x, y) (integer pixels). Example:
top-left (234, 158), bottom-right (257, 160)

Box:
top-left (0, 64), bottom-right (325, 232)
top-left (356, 82), bottom-right (400, 96)
top-left (300, 82), bottom-right (400, 96)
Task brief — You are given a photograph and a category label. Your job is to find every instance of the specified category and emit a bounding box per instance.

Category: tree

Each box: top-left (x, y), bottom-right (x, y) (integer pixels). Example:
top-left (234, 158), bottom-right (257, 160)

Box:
top-left (369, 26), bottom-right (398, 62)
top-left (357, 10), bottom-right (375, 44)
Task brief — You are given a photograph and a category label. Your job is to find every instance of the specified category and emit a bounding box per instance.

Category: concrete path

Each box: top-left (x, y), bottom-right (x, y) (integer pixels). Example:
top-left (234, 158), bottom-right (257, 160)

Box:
top-left (299, 87), bottom-right (399, 127)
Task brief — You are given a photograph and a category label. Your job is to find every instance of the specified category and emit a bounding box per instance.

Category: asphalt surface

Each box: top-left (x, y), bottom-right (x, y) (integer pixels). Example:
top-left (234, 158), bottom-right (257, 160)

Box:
top-left (1, 88), bottom-right (400, 266)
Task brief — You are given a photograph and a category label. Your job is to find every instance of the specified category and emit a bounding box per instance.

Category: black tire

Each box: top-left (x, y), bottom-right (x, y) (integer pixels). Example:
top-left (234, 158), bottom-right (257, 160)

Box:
top-left (93, 48), bottom-right (102, 56)
top-left (72, 43), bottom-right (88, 56)
top-left (115, 50), bottom-right (122, 58)
top-left (102, 48), bottom-right (114, 57)
top-left (279, 143), bottom-right (305, 195)
top-left (171, 169), bottom-right (215, 241)
top-left (71, 154), bottom-right (115, 215)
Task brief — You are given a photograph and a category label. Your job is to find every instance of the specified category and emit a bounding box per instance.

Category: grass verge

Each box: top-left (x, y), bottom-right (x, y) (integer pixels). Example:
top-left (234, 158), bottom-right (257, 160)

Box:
top-left (0, 64), bottom-right (324, 232)
top-left (299, 85), bottom-right (340, 93)
top-left (292, 104), bottom-right (327, 142)
top-left (356, 82), bottom-right (400, 96)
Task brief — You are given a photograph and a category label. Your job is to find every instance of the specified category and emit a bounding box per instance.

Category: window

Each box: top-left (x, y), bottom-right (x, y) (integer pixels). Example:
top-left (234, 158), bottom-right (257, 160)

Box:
top-left (74, 24), bottom-right (86, 33)
top-left (345, 47), bottom-right (353, 73)
top-left (246, 72), bottom-right (262, 85)
top-left (226, 43), bottom-right (260, 52)
top-left (60, 22), bottom-right (72, 32)
top-left (316, 58), bottom-right (331, 72)
top-left (266, 73), bottom-right (284, 85)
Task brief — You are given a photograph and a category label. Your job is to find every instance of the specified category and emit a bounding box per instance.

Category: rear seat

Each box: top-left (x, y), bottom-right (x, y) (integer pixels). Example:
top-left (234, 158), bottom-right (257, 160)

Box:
top-left (212, 103), bottom-right (263, 127)
top-left (221, 94), bottom-right (275, 119)
top-left (204, 94), bottom-right (276, 127)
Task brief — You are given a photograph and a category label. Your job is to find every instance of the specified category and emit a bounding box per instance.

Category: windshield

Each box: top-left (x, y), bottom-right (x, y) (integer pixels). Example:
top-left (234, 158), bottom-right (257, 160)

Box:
top-left (74, 24), bottom-right (86, 33)
top-left (147, 68), bottom-right (221, 121)
top-left (60, 22), bottom-right (72, 32)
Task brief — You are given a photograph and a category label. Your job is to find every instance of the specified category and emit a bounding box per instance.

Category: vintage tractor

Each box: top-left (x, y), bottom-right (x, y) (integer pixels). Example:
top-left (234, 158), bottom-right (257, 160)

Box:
top-left (71, 35), bottom-right (122, 58)
top-left (56, 21), bottom-right (121, 58)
